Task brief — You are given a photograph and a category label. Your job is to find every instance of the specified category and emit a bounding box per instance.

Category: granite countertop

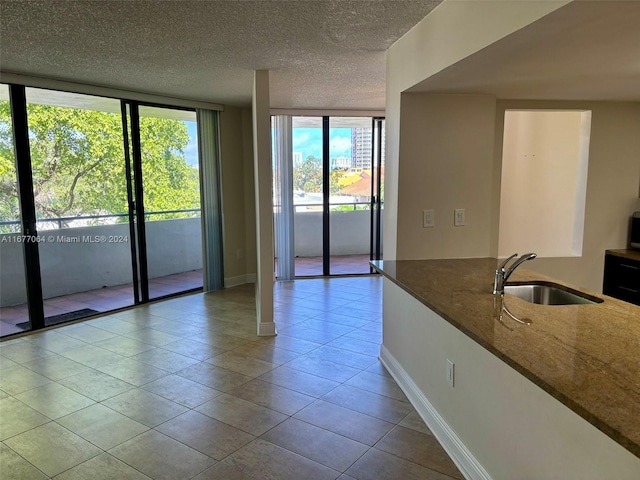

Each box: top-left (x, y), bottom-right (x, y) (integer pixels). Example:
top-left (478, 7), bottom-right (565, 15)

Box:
top-left (371, 258), bottom-right (640, 458)
top-left (606, 249), bottom-right (640, 262)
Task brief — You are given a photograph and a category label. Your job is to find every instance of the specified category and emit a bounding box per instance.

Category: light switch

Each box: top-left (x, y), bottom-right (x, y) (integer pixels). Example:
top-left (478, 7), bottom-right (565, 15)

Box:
top-left (423, 209), bottom-right (435, 228)
top-left (454, 208), bottom-right (465, 227)
top-left (446, 359), bottom-right (455, 387)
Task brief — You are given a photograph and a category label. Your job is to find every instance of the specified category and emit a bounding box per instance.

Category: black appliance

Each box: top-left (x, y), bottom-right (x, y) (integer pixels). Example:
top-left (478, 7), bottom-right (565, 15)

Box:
top-left (631, 211), bottom-right (640, 249)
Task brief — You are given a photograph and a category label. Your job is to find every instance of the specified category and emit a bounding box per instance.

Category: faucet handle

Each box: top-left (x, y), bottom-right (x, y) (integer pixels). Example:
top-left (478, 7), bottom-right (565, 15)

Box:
top-left (497, 253), bottom-right (518, 272)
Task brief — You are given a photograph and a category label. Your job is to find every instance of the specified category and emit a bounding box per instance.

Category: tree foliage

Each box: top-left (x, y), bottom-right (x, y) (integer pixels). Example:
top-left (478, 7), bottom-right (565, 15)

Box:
top-left (293, 155), bottom-right (322, 193)
top-left (292, 155), bottom-right (350, 195)
top-left (0, 101), bottom-right (199, 229)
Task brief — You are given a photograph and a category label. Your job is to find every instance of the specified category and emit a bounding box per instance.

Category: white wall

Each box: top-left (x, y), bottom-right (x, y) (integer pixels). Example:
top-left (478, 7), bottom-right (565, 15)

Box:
top-left (288, 210), bottom-right (381, 257)
top-left (494, 101), bottom-right (640, 291)
top-left (382, 279), bottom-right (640, 479)
top-left (0, 218), bottom-right (202, 306)
top-left (498, 110), bottom-right (590, 258)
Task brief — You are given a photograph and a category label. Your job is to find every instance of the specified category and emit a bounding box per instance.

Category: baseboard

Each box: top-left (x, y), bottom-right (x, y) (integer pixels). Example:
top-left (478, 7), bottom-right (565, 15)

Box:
top-left (224, 274), bottom-right (256, 288)
top-left (257, 321), bottom-right (277, 337)
top-left (379, 345), bottom-right (492, 480)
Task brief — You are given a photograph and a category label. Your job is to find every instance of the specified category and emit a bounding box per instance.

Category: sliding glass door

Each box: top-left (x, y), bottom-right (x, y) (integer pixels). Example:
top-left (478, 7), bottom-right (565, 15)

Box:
top-left (329, 117), bottom-right (375, 274)
top-left (0, 84), bottom-right (205, 337)
top-left (0, 84), bottom-right (30, 335)
top-left (291, 117), bottom-right (324, 277)
top-left (273, 114), bottom-right (384, 278)
top-left (371, 117), bottom-right (385, 264)
top-left (24, 88), bottom-right (136, 326)
top-left (136, 105), bottom-right (203, 299)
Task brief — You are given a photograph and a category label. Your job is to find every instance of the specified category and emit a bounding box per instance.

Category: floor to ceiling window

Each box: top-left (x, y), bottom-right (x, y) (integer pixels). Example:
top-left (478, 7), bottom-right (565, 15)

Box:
top-left (273, 114), bottom-right (384, 278)
top-left (0, 84), bottom-right (30, 335)
top-left (0, 84), bottom-right (205, 337)
top-left (135, 105), bottom-right (202, 300)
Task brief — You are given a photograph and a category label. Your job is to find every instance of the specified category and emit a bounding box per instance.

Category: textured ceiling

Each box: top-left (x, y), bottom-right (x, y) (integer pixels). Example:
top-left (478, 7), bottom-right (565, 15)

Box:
top-left (409, 1), bottom-right (640, 101)
top-left (0, 0), bottom-right (441, 109)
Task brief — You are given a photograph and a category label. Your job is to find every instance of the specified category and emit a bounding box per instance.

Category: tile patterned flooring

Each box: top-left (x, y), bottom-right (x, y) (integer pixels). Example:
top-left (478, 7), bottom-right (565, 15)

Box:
top-left (279, 254), bottom-right (375, 277)
top-left (0, 270), bottom-right (204, 338)
top-left (0, 276), bottom-right (463, 479)
top-left (1, 254), bottom-right (373, 338)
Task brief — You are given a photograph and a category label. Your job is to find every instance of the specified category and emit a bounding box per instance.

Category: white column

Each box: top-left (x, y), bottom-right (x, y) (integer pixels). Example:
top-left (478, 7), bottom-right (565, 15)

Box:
top-left (252, 70), bottom-right (276, 336)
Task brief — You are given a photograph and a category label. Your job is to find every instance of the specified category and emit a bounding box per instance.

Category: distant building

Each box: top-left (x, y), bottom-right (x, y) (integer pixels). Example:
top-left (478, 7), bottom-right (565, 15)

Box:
top-left (332, 156), bottom-right (351, 169)
top-left (351, 127), bottom-right (372, 169)
top-left (293, 151), bottom-right (302, 166)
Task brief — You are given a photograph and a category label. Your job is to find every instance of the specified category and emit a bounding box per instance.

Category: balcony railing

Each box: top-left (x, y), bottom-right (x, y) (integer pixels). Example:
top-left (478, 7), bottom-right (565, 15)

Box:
top-left (0, 208), bottom-right (201, 231)
top-left (0, 215), bottom-right (202, 307)
top-left (274, 205), bottom-right (384, 257)
top-left (1, 207), bottom-right (381, 307)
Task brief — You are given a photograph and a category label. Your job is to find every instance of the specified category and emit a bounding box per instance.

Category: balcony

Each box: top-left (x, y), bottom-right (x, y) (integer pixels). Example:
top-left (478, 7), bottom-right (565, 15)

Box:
top-left (276, 204), bottom-right (383, 277)
top-left (0, 216), bottom-right (203, 336)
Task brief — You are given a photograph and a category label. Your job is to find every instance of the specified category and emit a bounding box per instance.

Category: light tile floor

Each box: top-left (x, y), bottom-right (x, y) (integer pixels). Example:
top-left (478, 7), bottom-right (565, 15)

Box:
top-left (0, 270), bottom-right (204, 338)
top-left (1, 253), bottom-right (373, 338)
top-left (281, 255), bottom-right (374, 277)
top-left (0, 276), bottom-right (463, 480)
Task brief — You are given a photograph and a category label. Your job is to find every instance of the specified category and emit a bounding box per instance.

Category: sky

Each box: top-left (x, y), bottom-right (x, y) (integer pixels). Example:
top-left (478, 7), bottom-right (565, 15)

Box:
top-left (183, 124), bottom-right (353, 167)
top-left (293, 127), bottom-right (352, 160)
top-left (184, 121), bottom-right (199, 166)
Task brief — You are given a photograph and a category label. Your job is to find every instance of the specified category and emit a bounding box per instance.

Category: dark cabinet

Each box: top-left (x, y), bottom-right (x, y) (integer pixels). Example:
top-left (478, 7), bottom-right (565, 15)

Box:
top-left (604, 250), bottom-right (640, 306)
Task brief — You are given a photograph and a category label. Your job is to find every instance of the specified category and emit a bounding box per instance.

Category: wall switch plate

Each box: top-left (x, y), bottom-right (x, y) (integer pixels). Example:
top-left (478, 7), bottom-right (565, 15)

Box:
top-left (446, 359), bottom-right (455, 387)
top-left (454, 208), bottom-right (465, 227)
top-left (423, 209), bottom-right (435, 228)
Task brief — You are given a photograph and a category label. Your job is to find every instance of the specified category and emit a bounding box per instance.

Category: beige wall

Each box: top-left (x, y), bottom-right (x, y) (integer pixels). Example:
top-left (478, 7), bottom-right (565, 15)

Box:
top-left (242, 108), bottom-right (257, 279)
top-left (385, 0), bottom-right (568, 261)
top-left (494, 101), bottom-right (640, 292)
top-left (252, 70), bottom-right (275, 334)
top-left (218, 106), bottom-right (257, 285)
top-left (386, 2), bottom-right (640, 291)
top-left (396, 93), bottom-right (496, 259)
top-left (394, 96), bottom-right (640, 291)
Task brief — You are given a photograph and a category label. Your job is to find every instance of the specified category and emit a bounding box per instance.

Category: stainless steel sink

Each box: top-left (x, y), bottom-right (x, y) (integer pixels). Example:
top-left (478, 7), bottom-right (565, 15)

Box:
top-left (504, 282), bottom-right (603, 305)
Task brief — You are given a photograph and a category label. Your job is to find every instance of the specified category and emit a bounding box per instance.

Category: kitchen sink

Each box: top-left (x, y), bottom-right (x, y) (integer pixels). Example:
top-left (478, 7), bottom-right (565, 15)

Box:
top-left (504, 281), bottom-right (603, 305)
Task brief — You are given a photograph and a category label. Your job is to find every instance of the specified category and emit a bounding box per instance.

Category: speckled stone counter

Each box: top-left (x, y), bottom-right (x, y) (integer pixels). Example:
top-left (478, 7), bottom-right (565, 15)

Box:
top-left (371, 258), bottom-right (640, 458)
top-left (607, 249), bottom-right (640, 262)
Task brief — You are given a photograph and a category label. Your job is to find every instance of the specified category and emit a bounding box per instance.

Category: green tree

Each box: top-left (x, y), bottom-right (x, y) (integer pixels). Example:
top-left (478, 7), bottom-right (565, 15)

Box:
top-left (0, 101), bottom-right (199, 229)
top-left (293, 155), bottom-right (322, 193)
top-left (292, 156), bottom-right (350, 195)
top-left (0, 101), bottom-right (19, 228)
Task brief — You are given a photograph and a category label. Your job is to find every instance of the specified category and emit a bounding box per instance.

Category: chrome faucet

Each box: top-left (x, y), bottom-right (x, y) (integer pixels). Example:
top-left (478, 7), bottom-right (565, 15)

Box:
top-left (493, 252), bottom-right (537, 295)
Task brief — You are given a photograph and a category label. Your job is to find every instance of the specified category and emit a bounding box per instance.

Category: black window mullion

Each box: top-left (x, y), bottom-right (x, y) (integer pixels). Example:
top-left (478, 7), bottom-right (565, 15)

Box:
top-left (129, 103), bottom-right (150, 302)
top-left (370, 117), bottom-right (376, 265)
top-left (322, 116), bottom-right (330, 276)
top-left (9, 84), bottom-right (45, 329)
top-left (375, 117), bottom-right (383, 261)
top-left (120, 102), bottom-right (141, 304)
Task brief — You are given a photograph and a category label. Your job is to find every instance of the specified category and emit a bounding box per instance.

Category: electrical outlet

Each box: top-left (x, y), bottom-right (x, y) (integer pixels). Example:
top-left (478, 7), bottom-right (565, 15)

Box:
top-left (423, 209), bottom-right (435, 228)
top-left (446, 359), bottom-right (455, 387)
top-left (454, 208), bottom-right (465, 227)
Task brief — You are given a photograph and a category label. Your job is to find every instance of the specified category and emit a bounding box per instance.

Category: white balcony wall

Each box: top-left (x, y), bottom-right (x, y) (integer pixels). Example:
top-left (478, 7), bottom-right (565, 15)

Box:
top-left (291, 209), bottom-right (383, 257)
top-left (0, 218), bottom-right (202, 307)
